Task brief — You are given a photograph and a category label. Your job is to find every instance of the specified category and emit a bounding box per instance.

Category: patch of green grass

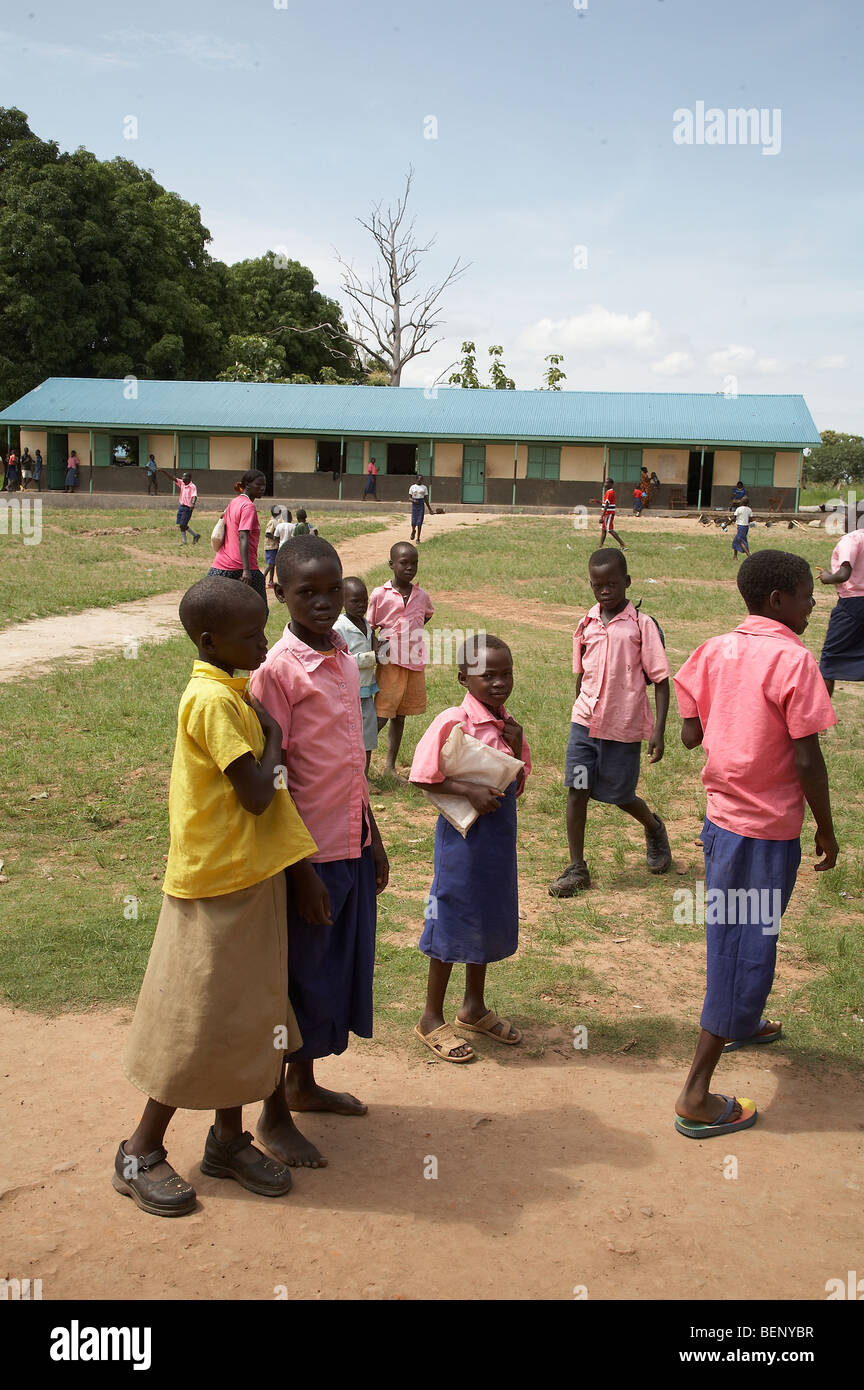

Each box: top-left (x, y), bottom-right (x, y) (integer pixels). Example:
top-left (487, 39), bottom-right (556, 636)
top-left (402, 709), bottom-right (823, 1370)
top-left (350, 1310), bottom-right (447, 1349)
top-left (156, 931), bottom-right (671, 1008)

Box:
top-left (1, 517), bottom-right (861, 1073)
top-left (0, 507), bottom-right (391, 625)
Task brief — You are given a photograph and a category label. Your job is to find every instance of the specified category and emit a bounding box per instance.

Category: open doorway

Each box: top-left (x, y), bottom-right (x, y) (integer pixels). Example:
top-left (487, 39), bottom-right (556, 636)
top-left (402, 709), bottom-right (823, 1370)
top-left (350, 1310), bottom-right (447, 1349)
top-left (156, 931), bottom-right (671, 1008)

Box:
top-left (316, 440), bottom-right (342, 478)
top-left (687, 450), bottom-right (715, 506)
top-left (255, 439), bottom-right (274, 495)
top-left (387, 442), bottom-right (417, 475)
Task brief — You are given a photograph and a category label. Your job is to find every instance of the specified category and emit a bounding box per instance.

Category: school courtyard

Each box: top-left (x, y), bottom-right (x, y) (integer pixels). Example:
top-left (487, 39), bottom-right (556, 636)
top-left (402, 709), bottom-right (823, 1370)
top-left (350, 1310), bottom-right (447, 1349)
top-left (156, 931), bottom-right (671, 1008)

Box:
top-left (0, 502), bottom-right (861, 1301)
top-left (0, 377), bottom-right (821, 511)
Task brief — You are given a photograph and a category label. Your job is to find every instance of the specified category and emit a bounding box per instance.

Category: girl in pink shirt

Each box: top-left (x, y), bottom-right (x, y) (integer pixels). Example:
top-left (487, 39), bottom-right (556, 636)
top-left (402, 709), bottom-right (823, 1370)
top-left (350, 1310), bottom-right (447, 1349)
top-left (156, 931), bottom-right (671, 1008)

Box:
top-left (209, 470), bottom-right (267, 607)
top-left (409, 634), bottom-right (530, 1063)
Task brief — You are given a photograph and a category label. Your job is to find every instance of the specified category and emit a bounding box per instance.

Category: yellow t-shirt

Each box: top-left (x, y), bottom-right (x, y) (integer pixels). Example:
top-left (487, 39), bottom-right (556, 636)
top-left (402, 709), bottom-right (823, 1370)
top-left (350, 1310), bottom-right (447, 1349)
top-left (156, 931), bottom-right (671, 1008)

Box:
top-left (163, 661), bottom-right (317, 898)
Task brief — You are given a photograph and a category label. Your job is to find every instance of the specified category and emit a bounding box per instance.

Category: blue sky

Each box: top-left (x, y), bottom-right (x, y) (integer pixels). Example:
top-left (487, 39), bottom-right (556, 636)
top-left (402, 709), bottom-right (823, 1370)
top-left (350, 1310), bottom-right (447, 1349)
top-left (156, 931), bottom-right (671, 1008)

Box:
top-left (1, 0), bottom-right (862, 428)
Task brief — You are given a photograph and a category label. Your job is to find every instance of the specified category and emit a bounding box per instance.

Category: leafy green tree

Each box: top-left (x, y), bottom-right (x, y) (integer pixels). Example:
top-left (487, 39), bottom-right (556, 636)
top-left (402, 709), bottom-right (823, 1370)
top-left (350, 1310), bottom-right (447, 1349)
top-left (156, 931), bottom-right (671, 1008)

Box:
top-left (806, 431), bottom-right (864, 486)
top-left (448, 340), bottom-right (481, 389)
top-left (488, 345), bottom-right (515, 390)
top-left (217, 334), bottom-right (287, 383)
top-left (541, 353), bottom-right (566, 390)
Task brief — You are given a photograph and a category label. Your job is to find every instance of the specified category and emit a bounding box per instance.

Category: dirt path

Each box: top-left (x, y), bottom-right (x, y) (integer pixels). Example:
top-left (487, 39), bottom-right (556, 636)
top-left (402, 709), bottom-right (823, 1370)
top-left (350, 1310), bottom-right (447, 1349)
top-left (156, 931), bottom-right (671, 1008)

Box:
top-left (1, 1001), bottom-right (860, 1302)
top-left (0, 512), bottom-right (503, 684)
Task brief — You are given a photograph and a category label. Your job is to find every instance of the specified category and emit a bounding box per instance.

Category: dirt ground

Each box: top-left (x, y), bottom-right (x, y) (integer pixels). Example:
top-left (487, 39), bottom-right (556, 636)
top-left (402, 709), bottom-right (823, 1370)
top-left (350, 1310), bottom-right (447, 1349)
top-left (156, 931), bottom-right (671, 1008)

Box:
top-left (0, 511), bottom-right (503, 683)
top-left (1, 1001), bottom-right (861, 1302)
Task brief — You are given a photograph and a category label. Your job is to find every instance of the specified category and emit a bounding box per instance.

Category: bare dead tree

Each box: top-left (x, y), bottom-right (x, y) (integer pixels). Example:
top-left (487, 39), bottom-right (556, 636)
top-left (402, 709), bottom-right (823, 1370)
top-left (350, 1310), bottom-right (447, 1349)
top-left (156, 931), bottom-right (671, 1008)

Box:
top-left (276, 169), bottom-right (468, 386)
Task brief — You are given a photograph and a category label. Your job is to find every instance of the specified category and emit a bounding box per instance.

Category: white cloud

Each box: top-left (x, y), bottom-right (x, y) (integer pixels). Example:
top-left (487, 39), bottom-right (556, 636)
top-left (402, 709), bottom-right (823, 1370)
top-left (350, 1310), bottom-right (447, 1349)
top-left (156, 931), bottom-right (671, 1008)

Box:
top-left (106, 30), bottom-right (260, 71)
top-left (651, 351), bottom-right (694, 376)
top-left (812, 355), bottom-right (848, 370)
top-left (519, 305), bottom-right (661, 357)
top-left (754, 357), bottom-right (784, 374)
top-left (0, 30), bottom-right (134, 68)
top-left (707, 344), bottom-right (757, 371)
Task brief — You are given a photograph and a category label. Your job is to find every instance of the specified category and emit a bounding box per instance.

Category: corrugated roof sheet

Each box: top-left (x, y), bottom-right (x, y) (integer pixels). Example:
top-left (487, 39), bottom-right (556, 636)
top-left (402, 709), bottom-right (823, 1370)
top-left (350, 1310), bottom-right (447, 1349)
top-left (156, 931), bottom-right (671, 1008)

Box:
top-left (0, 378), bottom-right (821, 446)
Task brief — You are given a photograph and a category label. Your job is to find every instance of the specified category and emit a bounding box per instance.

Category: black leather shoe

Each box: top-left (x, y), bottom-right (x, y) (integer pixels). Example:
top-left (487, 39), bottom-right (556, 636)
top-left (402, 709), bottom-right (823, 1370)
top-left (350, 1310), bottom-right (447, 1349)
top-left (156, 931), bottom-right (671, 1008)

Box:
top-left (548, 860), bottom-right (591, 897)
top-left (200, 1128), bottom-right (293, 1197)
top-left (112, 1142), bottom-right (197, 1217)
top-left (645, 814), bottom-right (672, 873)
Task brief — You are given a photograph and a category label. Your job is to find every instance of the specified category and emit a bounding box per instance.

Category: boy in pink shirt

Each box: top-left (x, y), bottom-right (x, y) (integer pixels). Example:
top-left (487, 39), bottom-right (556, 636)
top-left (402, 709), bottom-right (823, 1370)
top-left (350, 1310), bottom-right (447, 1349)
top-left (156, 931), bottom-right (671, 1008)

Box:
top-left (818, 518), bottom-right (864, 695)
top-left (368, 541), bottom-right (434, 773)
top-left (172, 471), bottom-right (201, 545)
top-left (249, 534), bottom-right (389, 1170)
top-left (549, 549), bottom-right (671, 897)
top-left (672, 549), bottom-right (838, 1139)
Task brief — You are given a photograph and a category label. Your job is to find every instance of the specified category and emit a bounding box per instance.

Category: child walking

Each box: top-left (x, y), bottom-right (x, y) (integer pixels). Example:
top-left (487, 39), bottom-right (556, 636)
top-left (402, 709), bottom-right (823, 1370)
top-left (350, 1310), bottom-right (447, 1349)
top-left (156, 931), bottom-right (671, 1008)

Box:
top-left (368, 541), bottom-right (434, 773)
top-left (731, 501), bottom-right (753, 560)
top-left (249, 535), bottom-right (390, 1169)
top-left (549, 548), bottom-right (671, 896)
top-left (264, 506), bottom-right (282, 589)
top-left (672, 550), bottom-right (838, 1138)
top-left (333, 576), bottom-right (379, 772)
top-left (172, 470), bottom-right (201, 544)
top-left (410, 634), bottom-right (530, 1061)
top-left (599, 478), bottom-right (626, 550)
top-left (116, 576), bottom-right (318, 1216)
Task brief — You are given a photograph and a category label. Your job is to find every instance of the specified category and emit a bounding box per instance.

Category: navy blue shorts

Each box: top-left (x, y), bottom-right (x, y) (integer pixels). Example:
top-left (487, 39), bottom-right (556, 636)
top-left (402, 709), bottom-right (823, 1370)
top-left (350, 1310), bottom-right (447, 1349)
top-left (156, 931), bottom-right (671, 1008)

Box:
top-left (265, 548), bottom-right (278, 566)
top-left (819, 596), bottom-right (864, 681)
top-left (564, 722), bottom-right (641, 804)
top-left (176, 505), bottom-right (193, 528)
top-left (700, 817), bottom-right (801, 1039)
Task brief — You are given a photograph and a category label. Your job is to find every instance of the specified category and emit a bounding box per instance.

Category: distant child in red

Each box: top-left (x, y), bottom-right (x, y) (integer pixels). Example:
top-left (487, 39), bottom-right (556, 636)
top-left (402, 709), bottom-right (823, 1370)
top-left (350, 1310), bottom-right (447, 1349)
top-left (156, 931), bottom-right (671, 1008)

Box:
top-left (599, 478), bottom-right (626, 550)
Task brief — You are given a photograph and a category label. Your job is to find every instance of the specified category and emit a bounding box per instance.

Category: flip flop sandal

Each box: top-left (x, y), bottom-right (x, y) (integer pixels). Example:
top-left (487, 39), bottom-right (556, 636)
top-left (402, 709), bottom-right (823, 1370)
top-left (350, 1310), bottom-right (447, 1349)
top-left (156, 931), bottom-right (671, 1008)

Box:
top-left (414, 1023), bottom-right (474, 1062)
top-left (455, 1009), bottom-right (522, 1045)
top-left (674, 1094), bottom-right (758, 1139)
top-left (723, 1022), bottom-right (782, 1053)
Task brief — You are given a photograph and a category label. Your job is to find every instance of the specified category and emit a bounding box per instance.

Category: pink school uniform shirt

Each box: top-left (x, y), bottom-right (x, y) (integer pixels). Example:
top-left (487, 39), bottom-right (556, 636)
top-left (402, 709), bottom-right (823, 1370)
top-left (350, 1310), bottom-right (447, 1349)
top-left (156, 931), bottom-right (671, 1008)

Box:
top-left (409, 690), bottom-right (532, 791)
top-left (173, 478), bottom-right (198, 507)
top-left (572, 601), bottom-right (670, 742)
top-left (213, 493), bottom-right (259, 571)
top-left (830, 528), bottom-right (864, 598)
top-left (248, 626), bottom-right (370, 863)
top-left (673, 615), bottom-right (837, 840)
top-left (367, 580), bottom-right (434, 671)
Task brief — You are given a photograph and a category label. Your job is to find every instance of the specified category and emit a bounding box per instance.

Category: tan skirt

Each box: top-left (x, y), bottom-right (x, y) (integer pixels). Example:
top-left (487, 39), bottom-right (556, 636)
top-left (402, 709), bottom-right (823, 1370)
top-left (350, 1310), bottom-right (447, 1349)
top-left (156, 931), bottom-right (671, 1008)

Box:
top-left (122, 872), bottom-right (302, 1110)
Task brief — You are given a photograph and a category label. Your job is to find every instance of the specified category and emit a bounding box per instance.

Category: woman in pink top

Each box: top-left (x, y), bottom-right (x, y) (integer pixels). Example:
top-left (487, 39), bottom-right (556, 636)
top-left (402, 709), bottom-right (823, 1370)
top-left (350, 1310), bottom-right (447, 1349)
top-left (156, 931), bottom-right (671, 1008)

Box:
top-left (209, 470), bottom-right (268, 609)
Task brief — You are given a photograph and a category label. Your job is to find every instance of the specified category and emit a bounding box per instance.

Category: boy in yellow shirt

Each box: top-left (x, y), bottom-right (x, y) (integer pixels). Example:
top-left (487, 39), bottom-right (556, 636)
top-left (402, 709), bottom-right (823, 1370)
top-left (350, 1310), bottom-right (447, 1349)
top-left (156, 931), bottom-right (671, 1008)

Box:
top-left (116, 576), bottom-right (325, 1217)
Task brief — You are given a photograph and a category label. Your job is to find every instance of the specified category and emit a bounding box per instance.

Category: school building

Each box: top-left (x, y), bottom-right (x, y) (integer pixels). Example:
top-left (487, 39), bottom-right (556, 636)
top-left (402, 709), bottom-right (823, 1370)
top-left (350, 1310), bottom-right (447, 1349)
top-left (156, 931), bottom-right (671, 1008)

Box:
top-left (0, 378), bottom-right (821, 509)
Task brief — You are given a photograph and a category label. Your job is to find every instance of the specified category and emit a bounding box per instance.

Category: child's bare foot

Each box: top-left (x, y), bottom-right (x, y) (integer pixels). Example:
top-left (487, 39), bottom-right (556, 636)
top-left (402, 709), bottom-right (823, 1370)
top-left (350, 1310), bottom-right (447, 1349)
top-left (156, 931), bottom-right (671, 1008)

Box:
top-left (675, 1089), bottom-right (743, 1125)
top-left (418, 1010), bottom-right (473, 1059)
top-left (256, 1113), bottom-right (327, 1168)
top-left (284, 1076), bottom-right (367, 1116)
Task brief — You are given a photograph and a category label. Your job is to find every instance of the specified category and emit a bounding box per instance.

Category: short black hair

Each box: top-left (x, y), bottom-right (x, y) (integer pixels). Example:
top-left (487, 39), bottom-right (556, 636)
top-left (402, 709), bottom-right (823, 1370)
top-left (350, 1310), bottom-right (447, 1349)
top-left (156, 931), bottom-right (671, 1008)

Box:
top-left (605, 477), bottom-right (614, 487)
top-left (275, 534), bottom-right (341, 585)
top-left (296, 508), bottom-right (307, 521)
top-left (458, 631), bottom-right (511, 673)
top-left (178, 576), bottom-right (265, 642)
top-left (390, 541), bottom-right (418, 561)
top-left (737, 549), bottom-right (811, 610)
top-left (588, 548), bottom-right (627, 576)
top-left (342, 574), bottom-right (367, 596)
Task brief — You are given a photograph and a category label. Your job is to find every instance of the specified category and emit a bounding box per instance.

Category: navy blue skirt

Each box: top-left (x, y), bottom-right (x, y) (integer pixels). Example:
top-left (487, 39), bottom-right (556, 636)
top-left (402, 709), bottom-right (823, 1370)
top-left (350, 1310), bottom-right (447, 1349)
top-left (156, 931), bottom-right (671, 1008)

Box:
top-left (819, 596), bottom-right (864, 680)
top-left (284, 849), bottom-right (377, 1060)
top-left (732, 524), bottom-right (750, 553)
top-left (411, 500), bottom-right (426, 526)
top-left (419, 782), bottom-right (519, 965)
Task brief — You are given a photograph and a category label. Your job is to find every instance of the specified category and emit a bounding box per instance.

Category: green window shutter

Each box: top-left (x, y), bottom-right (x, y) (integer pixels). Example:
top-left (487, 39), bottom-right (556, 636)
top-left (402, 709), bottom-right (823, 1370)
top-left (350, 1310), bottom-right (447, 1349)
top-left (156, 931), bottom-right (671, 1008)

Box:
top-left (740, 451), bottom-right (774, 487)
top-left (178, 436), bottom-right (210, 469)
top-left (368, 440), bottom-right (387, 473)
top-left (345, 440), bottom-right (364, 474)
top-left (608, 447), bottom-right (643, 483)
top-left (93, 434), bottom-right (111, 467)
top-left (526, 444), bottom-right (560, 480)
top-left (416, 441), bottom-right (433, 475)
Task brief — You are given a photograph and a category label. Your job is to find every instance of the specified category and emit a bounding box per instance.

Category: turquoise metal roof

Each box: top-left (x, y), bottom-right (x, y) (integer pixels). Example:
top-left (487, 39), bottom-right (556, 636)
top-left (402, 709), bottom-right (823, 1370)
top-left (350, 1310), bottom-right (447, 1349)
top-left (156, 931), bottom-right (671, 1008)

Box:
top-left (0, 378), bottom-right (821, 447)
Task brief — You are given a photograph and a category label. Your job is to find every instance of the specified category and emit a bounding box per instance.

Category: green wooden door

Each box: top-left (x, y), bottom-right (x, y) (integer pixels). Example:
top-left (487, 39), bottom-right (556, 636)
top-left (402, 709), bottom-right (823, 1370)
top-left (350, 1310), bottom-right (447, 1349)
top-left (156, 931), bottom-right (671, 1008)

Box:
top-left (608, 447), bottom-right (643, 483)
top-left (461, 444), bottom-right (485, 503)
top-left (46, 432), bottom-right (68, 489)
top-left (345, 441), bottom-right (364, 475)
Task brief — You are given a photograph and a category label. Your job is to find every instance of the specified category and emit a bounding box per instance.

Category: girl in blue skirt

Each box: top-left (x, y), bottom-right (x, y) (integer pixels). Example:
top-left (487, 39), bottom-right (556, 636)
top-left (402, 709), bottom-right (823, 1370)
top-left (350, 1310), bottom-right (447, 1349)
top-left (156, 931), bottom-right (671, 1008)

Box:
top-left (409, 634), bottom-right (531, 1062)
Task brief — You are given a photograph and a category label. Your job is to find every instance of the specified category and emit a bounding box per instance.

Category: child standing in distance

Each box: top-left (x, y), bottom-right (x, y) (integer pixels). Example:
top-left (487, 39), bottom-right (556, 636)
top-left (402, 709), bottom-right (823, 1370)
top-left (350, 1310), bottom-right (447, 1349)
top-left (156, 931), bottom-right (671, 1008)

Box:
top-left (599, 477), bottom-right (626, 550)
top-left (249, 536), bottom-right (389, 1169)
top-left (672, 551), bottom-right (838, 1138)
top-left (549, 548), bottom-right (671, 897)
top-left (333, 576), bottom-right (379, 773)
top-left (410, 635), bottom-right (530, 1062)
top-left (117, 577), bottom-right (318, 1216)
top-left (368, 541), bottom-right (435, 773)
top-left (817, 514), bottom-right (864, 697)
top-left (731, 501), bottom-right (753, 560)
top-left (274, 508), bottom-right (295, 548)
top-left (264, 506), bottom-right (282, 589)
top-left (172, 470), bottom-right (201, 544)
top-left (632, 485), bottom-right (645, 517)
top-left (293, 508), bottom-right (311, 537)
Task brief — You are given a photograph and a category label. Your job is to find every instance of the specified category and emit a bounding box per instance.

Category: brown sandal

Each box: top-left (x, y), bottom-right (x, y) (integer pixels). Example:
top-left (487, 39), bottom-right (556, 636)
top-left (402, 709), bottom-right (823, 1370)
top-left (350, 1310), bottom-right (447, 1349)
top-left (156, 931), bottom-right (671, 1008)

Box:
top-left (414, 1023), bottom-right (474, 1062)
top-left (455, 1010), bottom-right (522, 1045)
